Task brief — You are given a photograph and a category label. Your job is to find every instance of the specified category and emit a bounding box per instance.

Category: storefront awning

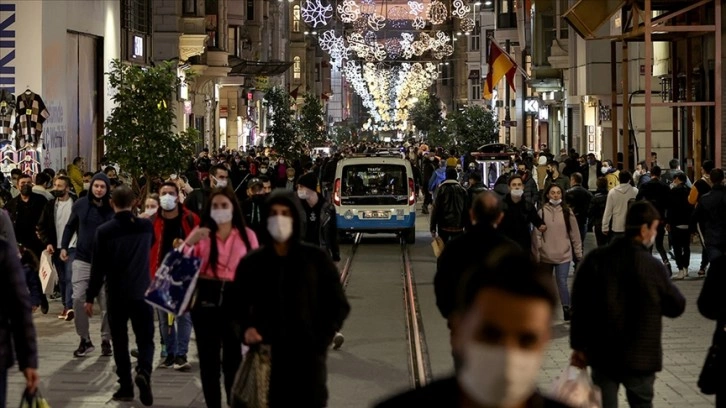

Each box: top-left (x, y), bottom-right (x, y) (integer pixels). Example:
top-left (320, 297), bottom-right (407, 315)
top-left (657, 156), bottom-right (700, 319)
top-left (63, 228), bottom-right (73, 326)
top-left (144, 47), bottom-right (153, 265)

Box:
top-left (228, 56), bottom-right (293, 77)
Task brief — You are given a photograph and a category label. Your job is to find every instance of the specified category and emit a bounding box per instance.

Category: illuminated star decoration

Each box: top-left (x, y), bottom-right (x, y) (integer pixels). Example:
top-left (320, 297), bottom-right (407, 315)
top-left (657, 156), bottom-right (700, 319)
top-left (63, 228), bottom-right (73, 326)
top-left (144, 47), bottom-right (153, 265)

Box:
top-left (301, 0), bottom-right (333, 28)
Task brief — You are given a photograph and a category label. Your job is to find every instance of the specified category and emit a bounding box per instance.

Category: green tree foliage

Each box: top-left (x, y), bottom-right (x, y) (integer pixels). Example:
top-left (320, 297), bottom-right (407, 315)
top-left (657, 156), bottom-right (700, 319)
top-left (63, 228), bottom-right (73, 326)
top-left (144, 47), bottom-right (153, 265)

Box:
top-left (331, 125), bottom-right (354, 145)
top-left (446, 105), bottom-right (498, 154)
top-left (264, 86), bottom-right (302, 161)
top-left (104, 59), bottom-right (199, 195)
top-left (299, 93), bottom-right (328, 146)
top-left (408, 94), bottom-right (451, 148)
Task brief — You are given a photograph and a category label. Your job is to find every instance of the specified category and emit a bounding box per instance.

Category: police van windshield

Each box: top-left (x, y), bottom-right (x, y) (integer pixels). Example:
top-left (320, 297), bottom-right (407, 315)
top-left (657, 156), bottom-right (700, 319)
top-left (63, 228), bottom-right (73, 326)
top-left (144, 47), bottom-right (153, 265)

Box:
top-left (341, 164), bottom-right (408, 205)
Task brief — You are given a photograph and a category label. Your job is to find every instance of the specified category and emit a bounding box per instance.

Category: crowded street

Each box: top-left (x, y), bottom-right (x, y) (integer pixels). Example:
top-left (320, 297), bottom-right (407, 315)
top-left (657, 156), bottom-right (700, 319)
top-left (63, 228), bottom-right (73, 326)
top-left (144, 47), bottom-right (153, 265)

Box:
top-left (2, 212), bottom-right (717, 407)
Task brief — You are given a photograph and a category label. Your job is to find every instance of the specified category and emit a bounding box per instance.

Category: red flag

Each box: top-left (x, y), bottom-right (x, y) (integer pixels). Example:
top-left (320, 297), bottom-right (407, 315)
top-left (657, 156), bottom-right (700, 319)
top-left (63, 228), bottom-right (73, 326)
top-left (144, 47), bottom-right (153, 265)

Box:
top-left (483, 40), bottom-right (517, 99)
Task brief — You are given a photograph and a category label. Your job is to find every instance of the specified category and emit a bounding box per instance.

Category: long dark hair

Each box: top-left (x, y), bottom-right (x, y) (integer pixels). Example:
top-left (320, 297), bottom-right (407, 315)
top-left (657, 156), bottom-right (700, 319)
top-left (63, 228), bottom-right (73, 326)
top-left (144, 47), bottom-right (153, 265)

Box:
top-left (200, 188), bottom-right (251, 275)
top-left (543, 183), bottom-right (570, 210)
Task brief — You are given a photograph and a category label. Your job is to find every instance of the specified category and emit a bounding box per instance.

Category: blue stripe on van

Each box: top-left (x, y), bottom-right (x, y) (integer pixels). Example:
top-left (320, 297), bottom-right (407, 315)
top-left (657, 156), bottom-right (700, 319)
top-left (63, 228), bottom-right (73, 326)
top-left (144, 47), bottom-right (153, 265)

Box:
top-left (336, 213), bottom-right (416, 231)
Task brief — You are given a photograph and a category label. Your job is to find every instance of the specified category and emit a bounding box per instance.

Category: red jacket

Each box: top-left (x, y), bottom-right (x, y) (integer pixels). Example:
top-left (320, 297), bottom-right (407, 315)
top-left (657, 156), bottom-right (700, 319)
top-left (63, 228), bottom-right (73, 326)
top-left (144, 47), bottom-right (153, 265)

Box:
top-left (149, 207), bottom-right (200, 277)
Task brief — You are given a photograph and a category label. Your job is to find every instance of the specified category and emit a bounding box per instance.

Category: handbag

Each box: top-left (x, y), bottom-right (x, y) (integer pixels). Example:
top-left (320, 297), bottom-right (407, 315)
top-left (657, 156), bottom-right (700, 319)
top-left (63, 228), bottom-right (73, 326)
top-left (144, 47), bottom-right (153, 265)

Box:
top-left (19, 389), bottom-right (51, 408)
top-left (145, 245), bottom-right (202, 316)
top-left (431, 236), bottom-right (445, 257)
top-left (698, 324), bottom-right (725, 395)
top-left (231, 345), bottom-right (272, 408)
top-left (38, 250), bottom-right (57, 296)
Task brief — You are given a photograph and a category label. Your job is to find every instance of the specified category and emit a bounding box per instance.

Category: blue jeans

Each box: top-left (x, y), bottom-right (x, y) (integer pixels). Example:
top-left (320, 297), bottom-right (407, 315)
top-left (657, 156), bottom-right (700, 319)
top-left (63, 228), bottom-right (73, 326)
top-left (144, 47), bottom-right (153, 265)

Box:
top-left (543, 262), bottom-right (571, 306)
top-left (158, 310), bottom-right (192, 357)
top-left (53, 249), bottom-right (75, 309)
top-left (591, 368), bottom-right (655, 408)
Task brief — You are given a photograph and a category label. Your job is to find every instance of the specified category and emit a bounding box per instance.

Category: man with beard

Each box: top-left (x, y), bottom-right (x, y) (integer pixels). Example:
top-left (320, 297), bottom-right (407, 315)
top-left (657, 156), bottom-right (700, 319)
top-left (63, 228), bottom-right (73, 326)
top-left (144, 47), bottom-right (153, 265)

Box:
top-left (60, 173), bottom-right (115, 357)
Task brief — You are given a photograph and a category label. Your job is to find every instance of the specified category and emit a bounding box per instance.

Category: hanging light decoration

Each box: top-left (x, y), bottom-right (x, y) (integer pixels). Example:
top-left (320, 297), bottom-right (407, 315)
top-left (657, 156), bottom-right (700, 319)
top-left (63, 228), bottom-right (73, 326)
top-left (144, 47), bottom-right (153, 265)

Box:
top-left (301, 0), bottom-right (333, 27)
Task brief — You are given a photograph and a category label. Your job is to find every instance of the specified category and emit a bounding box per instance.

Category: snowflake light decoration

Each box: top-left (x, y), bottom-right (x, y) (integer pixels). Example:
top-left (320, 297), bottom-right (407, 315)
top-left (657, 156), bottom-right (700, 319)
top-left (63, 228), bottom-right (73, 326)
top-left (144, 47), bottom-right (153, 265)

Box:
top-left (452, 0), bottom-right (470, 19)
top-left (337, 0), bottom-right (360, 23)
top-left (412, 16), bottom-right (426, 30)
top-left (385, 38), bottom-right (403, 59)
top-left (367, 13), bottom-right (386, 31)
top-left (301, 0), bottom-right (333, 28)
top-left (460, 17), bottom-right (475, 33)
top-left (428, 1), bottom-right (448, 25)
top-left (408, 1), bottom-right (424, 16)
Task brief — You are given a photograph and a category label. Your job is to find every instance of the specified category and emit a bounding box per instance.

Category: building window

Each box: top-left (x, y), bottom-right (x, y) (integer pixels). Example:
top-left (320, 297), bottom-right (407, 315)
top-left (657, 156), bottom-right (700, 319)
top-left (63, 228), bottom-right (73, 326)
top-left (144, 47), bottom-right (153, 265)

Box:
top-left (121, 0), bottom-right (152, 64)
top-left (469, 18), bottom-right (480, 51)
top-left (247, 0), bottom-right (254, 20)
top-left (470, 80), bottom-right (481, 100)
top-left (183, 0), bottom-right (196, 15)
top-left (293, 5), bottom-right (301, 32)
top-left (228, 26), bottom-right (240, 57)
top-left (293, 56), bottom-right (301, 79)
top-left (497, 0), bottom-right (515, 29)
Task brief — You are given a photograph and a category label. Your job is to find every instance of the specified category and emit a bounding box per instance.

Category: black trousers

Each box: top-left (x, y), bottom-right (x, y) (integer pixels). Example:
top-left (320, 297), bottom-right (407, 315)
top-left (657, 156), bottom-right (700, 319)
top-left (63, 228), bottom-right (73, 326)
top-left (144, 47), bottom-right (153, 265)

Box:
top-left (107, 298), bottom-right (155, 388)
top-left (670, 228), bottom-right (691, 269)
top-left (438, 230), bottom-right (464, 244)
top-left (191, 306), bottom-right (242, 408)
top-left (650, 223), bottom-right (668, 263)
top-left (594, 225), bottom-right (608, 247)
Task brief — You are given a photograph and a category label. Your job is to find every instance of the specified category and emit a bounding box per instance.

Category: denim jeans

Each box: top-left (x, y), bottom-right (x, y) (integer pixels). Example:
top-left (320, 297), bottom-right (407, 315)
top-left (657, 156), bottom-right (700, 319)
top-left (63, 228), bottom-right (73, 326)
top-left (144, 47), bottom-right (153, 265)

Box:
top-left (157, 310), bottom-right (193, 357)
top-left (542, 262), bottom-right (571, 306)
top-left (53, 249), bottom-right (75, 310)
top-left (591, 368), bottom-right (655, 408)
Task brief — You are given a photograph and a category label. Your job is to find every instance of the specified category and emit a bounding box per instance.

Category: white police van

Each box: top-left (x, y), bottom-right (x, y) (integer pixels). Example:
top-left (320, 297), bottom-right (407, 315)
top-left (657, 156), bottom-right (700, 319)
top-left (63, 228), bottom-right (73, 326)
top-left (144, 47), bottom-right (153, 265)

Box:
top-left (333, 153), bottom-right (416, 243)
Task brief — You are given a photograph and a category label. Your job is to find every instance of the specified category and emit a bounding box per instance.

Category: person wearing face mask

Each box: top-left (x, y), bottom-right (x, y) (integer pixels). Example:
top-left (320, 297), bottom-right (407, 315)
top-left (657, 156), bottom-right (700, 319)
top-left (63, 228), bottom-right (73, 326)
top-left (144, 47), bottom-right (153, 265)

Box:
top-left (37, 176), bottom-right (77, 320)
top-left (600, 159), bottom-right (620, 191)
top-left (184, 164), bottom-right (230, 216)
top-left (5, 174), bottom-right (48, 274)
top-left (570, 201), bottom-right (686, 408)
top-left (79, 172), bottom-right (94, 198)
top-left (228, 190), bottom-right (350, 408)
top-left (583, 153), bottom-right (602, 192)
top-left (532, 184), bottom-right (582, 321)
top-left (296, 172), bottom-right (340, 261)
top-left (184, 188), bottom-right (258, 408)
top-left (60, 172), bottom-right (115, 357)
top-left (499, 175), bottom-right (546, 253)
top-left (542, 160), bottom-right (570, 203)
top-left (242, 178), bottom-right (267, 238)
top-left (379, 250), bottom-right (569, 408)
top-left (147, 183), bottom-right (200, 370)
top-left (138, 194), bottom-right (160, 218)
top-left (284, 167), bottom-right (297, 191)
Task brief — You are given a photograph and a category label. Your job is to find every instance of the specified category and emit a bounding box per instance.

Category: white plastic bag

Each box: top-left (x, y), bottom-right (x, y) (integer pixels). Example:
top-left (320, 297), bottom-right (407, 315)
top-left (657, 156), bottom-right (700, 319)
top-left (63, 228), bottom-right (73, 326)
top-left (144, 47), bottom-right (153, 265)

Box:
top-left (38, 250), bottom-right (57, 296)
top-left (549, 365), bottom-right (602, 408)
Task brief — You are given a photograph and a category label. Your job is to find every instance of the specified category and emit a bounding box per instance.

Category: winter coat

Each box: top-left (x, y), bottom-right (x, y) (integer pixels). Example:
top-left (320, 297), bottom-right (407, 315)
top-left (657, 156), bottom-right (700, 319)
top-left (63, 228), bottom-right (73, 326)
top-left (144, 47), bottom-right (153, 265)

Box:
top-left (636, 178), bottom-right (669, 218)
top-left (587, 188), bottom-right (608, 229)
top-left (602, 183), bottom-right (638, 234)
top-left (604, 169), bottom-right (620, 191)
top-left (533, 203), bottom-right (582, 264)
top-left (500, 194), bottom-right (544, 252)
top-left (67, 163), bottom-right (83, 194)
top-left (666, 184), bottom-right (693, 227)
top-left (430, 180), bottom-right (469, 232)
top-left (148, 207), bottom-right (199, 277)
top-left (571, 238), bottom-right (686, 373)
top-left (37, 195), bottom-right (76, 248)
top-left (692, 185), bottom-right (726, 251)
top-left (565, 184), bottom-right (593, 227)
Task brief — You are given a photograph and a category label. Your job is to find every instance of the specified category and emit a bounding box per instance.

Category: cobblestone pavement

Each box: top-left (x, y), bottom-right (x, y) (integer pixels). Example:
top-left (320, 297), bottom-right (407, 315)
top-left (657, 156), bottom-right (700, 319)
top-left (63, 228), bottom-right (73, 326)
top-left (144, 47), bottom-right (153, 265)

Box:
top-left (5, 219), bottom-right (717, 407)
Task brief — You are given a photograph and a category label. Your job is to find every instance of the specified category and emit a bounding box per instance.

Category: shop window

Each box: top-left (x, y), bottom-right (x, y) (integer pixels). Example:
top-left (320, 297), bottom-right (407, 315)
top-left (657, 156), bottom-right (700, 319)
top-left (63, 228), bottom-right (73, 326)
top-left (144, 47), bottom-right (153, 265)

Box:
top-left (470, 80), bottom-right (481, 101)
top-left (247, 0), bottom-right (255, 20)
top-left (294, 56), bottom-right (301, 80)
top-left (183, 0), bottom-right (196, 15)
top-left (121, 0), bottom-right (152, 65)
top-left (293, 5), bottom-right (301, 32)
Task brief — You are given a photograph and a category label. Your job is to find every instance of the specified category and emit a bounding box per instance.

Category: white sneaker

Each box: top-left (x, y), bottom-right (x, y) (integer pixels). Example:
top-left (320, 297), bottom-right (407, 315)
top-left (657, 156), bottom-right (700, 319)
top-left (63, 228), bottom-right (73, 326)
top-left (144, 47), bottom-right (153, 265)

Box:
top-left (672, 268), bottom-right (687, 280)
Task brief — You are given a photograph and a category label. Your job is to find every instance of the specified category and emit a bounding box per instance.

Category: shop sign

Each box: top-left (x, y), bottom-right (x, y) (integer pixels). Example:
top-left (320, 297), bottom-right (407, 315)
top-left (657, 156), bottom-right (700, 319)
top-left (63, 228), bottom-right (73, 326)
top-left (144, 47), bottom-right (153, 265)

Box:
top-left (0, 4), bottom-right (16, 92)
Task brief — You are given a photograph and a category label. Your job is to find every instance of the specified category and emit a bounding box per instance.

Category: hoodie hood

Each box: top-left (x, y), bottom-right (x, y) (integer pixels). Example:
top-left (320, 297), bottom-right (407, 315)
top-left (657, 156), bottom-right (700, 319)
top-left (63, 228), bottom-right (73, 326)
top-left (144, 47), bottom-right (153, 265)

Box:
top-left (614, 183), bottom-right (635, 194)
top-left (262, 189), bottom-right (304, 244)
top-left (90, 172), bottom-right (111, 199)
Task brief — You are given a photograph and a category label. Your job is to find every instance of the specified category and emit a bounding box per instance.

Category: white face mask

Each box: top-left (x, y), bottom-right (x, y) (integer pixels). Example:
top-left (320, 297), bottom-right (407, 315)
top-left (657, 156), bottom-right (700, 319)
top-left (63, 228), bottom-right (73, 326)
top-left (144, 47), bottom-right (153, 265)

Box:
top-left (259, 168), bottom-right (268, 174)
top-left (83, 182), bottom-right (91, 190)
top-left (549, 199), bottom-right (562, 206)
top-left (601, 166), bottom-right (609, 174)
top-left (510, 189), bottom-right (524, 198)
top-left (213, 177), bottom-right (228, 188)
top-left (267, 215), bottom-right (294, 243)
top-left (458, 343), bottom-right (542, 407)
top-left (160, 193), bottom-right (177, 211)
top-left (297, 189), bottom-right (308, 200)
top-left (170, 174), bottom-right (178, 180)
top-left (210, 208), bottom-right (233, 225)
top-left (144, 207), bottom-right (158, 216)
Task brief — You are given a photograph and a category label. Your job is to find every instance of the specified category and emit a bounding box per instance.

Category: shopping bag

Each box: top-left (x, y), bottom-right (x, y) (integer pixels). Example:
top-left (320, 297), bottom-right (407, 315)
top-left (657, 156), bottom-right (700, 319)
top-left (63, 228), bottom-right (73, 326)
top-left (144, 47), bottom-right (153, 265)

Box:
top-left (38, 250), bottom-right (57, 296)
top-left (19, 389), bottom-right (51, 408)
top-left (144, 248), bottom-right (201, 316)
top-left (549, 365), bottom-right (602, 408)
top-left (431, 236), bottom-right (445, 258)
top-left (231, 344), bottom-right (272, 408)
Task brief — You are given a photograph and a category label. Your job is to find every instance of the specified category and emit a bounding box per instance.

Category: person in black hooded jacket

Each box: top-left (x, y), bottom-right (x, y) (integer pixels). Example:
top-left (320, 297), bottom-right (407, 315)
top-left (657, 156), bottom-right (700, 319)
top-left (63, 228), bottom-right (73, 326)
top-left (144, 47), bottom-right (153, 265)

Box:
top-left (228, 190), bottom-right (350, 408)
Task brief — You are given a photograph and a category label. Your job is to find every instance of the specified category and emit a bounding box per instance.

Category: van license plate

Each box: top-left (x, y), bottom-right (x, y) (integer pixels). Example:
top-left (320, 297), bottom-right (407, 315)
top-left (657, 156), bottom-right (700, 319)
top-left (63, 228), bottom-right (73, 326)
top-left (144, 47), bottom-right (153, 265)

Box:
top-left (362, 211), bottom-right (390, 219)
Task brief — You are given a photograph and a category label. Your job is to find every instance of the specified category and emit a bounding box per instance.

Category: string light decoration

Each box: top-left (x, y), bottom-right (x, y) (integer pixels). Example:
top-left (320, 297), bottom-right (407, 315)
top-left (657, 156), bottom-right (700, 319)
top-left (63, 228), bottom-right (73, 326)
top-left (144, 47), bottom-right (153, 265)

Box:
top-left (301, 0), bottom-right (333, 27)
top-left (336, 0), bottom-right (360, 23)
top-left (427, 1), bottom-right (448, 25)
top-left (451, 0), bottom-right (470, 19)
top-left (460, 17), bottom-right (475, 33)
top-left (367, 13), bottom-right (387, 31)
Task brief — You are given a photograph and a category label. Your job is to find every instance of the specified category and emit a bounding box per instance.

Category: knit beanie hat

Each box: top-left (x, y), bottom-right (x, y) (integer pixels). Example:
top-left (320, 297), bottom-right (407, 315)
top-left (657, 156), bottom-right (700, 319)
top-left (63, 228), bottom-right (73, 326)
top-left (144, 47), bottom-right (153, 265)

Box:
top-left (297, 172), bottom-right (318, 192)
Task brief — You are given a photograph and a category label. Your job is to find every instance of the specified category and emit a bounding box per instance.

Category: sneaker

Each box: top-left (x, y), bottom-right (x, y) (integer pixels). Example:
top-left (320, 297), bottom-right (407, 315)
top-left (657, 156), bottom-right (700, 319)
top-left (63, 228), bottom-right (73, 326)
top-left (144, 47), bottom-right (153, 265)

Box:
top-left (698, 269), bottom-right (707, 278)
top-left (159, 354), bottom-right (175, 369)
top-left (672, 268), bottom-right (687, 280)
top-left (332, 332), bottom-right (345, 350)
top-left (173, 355), bottom-right (191, 372)
top-left (73, 339), bottom-right (95, 357)
top-left (135, 372), bottom-right (154, 407)
top-left (130, 349), bottom-right (139, 358)
top-left (563, 306), bottom-right (572, 322)
top-left (65, 309), bottom-right (75, 322)
top-left (101, 340), bottom-right (113, 357)
top-left (112, 388), bottom-right (134, 402)
top-left (57, 308), bottom-right (68, 319)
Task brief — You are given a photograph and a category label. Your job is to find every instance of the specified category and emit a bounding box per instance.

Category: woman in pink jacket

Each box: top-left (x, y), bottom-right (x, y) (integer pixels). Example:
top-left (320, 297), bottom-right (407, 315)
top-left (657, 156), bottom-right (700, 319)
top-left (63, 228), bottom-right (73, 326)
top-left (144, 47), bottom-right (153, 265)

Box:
top-left (184, 188), bottom-right (259, 408)
top-left (533, 184), bottom-right (583, 322)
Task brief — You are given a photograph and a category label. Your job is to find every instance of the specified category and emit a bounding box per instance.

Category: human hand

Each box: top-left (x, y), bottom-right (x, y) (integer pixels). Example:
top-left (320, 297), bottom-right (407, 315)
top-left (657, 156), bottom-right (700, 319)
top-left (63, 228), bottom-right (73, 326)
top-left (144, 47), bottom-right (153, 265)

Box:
top-left (187, 227), bottom-right (211, 245)
top-left (46, 244), bottom-right (54, 255)
top-left (602, 230), bottom-right (609, 236)
top-left (244, 327), bottom-right (263, 344)
top-left (60, 249), bottom-right (68, 262)
top-left (23, 368), bottom-right (39, 394)
top-left (84, 302), bottom-right (94, 317)
top-left (570, 350), bottom-right (587, 369)
top-left (538, 224), bottom-right (547, 232)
